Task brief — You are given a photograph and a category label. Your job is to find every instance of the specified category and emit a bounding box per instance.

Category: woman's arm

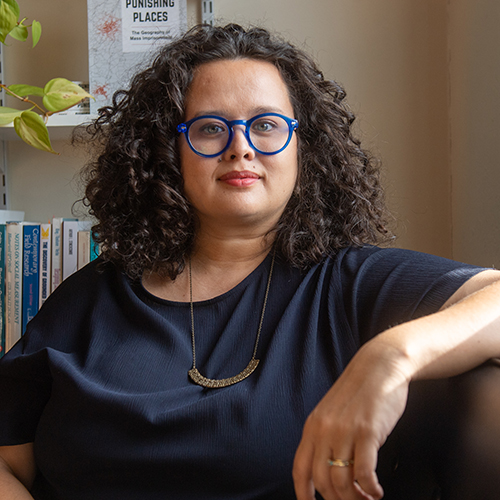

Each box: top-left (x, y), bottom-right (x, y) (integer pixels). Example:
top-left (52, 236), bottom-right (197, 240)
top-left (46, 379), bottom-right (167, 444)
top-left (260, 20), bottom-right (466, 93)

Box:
top-left (0, 443), bottom-right (36, 499)
top-left (293, 269), bottom-right (500, 500)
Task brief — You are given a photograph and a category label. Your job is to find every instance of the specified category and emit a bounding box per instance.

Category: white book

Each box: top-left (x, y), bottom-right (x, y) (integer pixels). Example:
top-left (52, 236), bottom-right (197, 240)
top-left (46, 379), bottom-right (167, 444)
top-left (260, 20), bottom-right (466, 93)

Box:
top-left (51, 217), bottom-right (63, 292)
top-left (39, 223), bottom-right (52, 307)
top-left (77, 230), bottom-right (91, 270)
top-left (5, 222), bottom-right (27, 350)
top-left (62, 220), bottom-right (79, 281)
top-left (52, 217), bottom-right (77, 290)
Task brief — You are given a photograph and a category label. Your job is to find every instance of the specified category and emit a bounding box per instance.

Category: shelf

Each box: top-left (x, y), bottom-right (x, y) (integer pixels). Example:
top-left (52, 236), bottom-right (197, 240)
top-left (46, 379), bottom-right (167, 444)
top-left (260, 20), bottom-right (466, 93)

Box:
top-left (0, 114), bottom-right (97, 141)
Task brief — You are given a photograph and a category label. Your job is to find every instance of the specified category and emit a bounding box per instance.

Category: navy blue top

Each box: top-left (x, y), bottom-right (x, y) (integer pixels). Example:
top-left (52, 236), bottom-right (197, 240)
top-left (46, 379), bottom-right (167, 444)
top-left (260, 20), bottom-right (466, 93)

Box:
top-left (0, 246), bottom-right (484, 499)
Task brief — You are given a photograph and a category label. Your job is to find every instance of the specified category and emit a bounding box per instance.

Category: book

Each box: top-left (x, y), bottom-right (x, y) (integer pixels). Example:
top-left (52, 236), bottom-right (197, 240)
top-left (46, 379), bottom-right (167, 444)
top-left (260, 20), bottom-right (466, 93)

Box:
top-left (0, 224), bottom-right (5, 358)
top-left (22, 223), bottom-right (40, 335)
top-left (90, 231), bottom-right (100, 262)
top-left (52, 217), bottom-right (77, 291)
top-left (5, 222), bottom-right (24, 351)
top-left (77, 221), bottom-right (93, 270)
top-left (62, 219), bottom-right (79, 281)
top-left (51, 217), bottom-right (63, 292)
top-left (39, 223), bottom-right (52, 308)
top-left (77, 230), bottom-right (91, 270)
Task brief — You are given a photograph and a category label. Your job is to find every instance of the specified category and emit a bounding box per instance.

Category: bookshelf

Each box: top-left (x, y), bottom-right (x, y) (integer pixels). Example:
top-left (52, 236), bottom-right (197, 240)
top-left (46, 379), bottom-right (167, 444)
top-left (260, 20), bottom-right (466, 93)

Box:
top-left (0, 0), bottom-right (200, 221)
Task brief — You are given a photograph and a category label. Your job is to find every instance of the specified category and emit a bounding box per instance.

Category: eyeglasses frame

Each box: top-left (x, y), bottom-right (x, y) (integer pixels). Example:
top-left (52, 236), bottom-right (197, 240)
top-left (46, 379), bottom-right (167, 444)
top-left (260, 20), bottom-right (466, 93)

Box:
top-left (177, 112), bottom-right (299, 158)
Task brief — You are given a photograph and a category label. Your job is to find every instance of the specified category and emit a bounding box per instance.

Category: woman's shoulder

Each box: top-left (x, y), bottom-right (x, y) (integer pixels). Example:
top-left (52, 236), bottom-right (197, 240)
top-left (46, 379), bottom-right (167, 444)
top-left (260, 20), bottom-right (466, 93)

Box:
top-left (44, 257), bottom-right (123, 304)
top-left (23, 258), bottom-right (133, 348)
top-left (330, 245), bottom-right (479, 271)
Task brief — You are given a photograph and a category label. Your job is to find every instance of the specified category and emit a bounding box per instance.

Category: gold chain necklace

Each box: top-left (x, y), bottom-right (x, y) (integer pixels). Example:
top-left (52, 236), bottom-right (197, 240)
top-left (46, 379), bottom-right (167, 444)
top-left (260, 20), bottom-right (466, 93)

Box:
top-left (188, 251), bottom-right (275, 389)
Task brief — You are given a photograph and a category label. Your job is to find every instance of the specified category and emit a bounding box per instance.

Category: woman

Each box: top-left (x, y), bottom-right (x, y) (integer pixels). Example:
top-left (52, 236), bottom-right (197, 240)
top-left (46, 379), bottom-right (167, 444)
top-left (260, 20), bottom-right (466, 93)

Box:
top-left (0, 24), bottom-right (499, 500)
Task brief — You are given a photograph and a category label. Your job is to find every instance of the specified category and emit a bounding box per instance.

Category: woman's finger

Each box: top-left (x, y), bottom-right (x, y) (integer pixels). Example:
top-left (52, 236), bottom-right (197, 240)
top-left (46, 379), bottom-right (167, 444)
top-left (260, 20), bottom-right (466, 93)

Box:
top-left (293, 437), bottom-right (317, 500)
top-left (327, 447), bottom-right (377, 500)
top-left (351, 438), bottom-right (384, 500)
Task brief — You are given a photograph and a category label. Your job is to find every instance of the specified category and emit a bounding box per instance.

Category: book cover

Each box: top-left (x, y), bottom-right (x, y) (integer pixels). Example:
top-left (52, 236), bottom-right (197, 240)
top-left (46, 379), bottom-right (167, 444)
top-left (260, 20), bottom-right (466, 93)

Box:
top-left (22, 223), bottom-right (40, 335)
top-left (0, 224), bottom-right (5, 358)
top-left (5, 222), bottom-right (24, 351)
top-left (39, 223), bottom-right (52, 308)
top-left (87, 0), bottom-right (187, 115)
top-left (62, 219), bottom-right (79, 281)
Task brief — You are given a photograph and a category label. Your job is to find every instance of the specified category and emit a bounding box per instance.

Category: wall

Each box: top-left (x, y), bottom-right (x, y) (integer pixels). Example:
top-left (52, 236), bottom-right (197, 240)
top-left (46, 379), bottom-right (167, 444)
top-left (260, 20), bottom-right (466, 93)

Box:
top-left (449, 0), bottom-right (500, 267)
top-left (2, 0), bottom-right (498, 267)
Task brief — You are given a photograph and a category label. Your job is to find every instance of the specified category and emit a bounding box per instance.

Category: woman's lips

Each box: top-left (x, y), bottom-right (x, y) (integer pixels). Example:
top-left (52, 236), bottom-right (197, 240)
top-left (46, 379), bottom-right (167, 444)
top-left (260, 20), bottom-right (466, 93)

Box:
top-left (218, 171), bottom-right (260, 187)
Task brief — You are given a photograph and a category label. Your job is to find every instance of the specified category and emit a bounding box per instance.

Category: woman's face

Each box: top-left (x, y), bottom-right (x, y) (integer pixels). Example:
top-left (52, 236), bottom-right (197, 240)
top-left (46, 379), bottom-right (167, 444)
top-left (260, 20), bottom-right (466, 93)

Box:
top-left (179, 58), bottom-right (298, 234)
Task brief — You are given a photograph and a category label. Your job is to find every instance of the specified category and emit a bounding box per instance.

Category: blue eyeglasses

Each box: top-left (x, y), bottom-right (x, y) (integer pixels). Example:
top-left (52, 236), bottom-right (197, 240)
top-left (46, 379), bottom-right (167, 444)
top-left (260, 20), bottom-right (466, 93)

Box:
top-left (177, 113), bottom-right (298, 158)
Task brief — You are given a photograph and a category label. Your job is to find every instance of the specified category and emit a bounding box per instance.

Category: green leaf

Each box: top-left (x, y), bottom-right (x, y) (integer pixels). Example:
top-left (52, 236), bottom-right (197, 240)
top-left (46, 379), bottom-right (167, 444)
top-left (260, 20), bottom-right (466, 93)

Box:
top-left (0, 0), bottom-right (20, 44)
top-left (13, 111), bottom-right (58, 154)
top-left (0, 105), bottom-right (24, 125)
top-left (8, 84), bottom-right (44, 98)
top-left (31, 19), bottom-right (41, 47)
top-left (8, 16), bottom-right (28, 42)
top-left (43, 78), bottom-right (94, 112)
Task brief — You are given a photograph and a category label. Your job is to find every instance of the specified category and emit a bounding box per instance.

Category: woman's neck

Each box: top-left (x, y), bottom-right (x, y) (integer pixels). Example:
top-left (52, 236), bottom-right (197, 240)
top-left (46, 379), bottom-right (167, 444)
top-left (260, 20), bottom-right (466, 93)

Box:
top-left (142, 232), bottom-right (274, 302)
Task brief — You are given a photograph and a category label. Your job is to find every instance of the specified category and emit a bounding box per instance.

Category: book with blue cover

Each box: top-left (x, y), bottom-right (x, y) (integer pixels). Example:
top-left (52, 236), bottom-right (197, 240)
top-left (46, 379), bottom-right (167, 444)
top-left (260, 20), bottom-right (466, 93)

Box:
top-left (22, 223), bottom-right (40, 335)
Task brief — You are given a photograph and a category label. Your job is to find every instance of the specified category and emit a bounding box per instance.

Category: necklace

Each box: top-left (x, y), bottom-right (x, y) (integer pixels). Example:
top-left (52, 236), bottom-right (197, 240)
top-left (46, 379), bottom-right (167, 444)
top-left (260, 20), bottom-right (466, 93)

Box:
top-left (188, 251), bottom-right (275, 389)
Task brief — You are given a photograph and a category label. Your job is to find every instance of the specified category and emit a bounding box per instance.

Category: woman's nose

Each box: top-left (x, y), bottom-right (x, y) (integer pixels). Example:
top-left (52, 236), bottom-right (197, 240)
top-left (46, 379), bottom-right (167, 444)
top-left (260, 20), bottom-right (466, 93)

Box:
top-left (222, 125), bottom-right (256, 161)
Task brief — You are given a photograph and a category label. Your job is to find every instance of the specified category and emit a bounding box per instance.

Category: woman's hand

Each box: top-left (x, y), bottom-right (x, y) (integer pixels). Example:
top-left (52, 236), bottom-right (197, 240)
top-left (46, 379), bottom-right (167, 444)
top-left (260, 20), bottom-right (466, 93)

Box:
top-left (293, 338), bottom-right (413, 500)
top-left (293, 270), bottom-right (500, 500)
top-left (0, 443), bottom-right (36, 499)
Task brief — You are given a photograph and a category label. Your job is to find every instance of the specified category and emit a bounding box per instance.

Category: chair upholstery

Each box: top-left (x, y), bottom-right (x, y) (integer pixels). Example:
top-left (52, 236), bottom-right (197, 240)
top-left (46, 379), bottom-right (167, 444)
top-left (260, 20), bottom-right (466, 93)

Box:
top-left (377, 359), bottom-right (500, 499)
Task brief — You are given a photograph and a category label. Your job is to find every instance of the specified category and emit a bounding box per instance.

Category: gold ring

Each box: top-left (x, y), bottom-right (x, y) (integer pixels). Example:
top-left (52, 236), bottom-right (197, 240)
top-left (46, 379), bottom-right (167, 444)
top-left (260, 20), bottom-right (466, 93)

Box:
top-left (327, 458), bottom-right (354, 467)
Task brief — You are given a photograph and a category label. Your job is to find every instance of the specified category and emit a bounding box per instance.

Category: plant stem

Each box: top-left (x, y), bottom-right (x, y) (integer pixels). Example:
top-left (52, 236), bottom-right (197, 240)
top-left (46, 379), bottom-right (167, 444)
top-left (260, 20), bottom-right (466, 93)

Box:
top-left (0, 83), bottom-right (48, 119)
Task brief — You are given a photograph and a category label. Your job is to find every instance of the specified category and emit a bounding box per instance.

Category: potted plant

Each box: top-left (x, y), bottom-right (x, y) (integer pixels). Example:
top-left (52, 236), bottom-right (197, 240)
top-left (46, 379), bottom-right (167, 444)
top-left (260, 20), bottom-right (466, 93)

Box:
top-left (0, 0), bottom-right (93, 154)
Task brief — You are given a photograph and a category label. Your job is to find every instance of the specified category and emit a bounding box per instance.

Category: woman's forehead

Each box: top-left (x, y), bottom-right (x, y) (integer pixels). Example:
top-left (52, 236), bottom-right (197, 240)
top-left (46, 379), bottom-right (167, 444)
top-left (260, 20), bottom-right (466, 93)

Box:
top-left (184, 59), bottom-right (294, 119)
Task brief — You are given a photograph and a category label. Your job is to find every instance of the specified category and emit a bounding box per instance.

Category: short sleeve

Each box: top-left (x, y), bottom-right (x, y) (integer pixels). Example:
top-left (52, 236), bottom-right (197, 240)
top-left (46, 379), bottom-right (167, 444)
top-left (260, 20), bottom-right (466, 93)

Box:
top-left (337, 246), bottom-right (487, 344)
top-left (0, 333), bottom-right (52, 445)
top-left (0, 258), bottom-right (112, 446)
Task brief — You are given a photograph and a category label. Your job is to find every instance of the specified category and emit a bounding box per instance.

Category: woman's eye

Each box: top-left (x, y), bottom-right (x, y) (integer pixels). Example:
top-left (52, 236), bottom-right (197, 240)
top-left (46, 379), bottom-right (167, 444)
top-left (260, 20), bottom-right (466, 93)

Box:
top-left (200, 123), bottom-right (226, 135)
top-left (252, 120), bottom-right (275, 133)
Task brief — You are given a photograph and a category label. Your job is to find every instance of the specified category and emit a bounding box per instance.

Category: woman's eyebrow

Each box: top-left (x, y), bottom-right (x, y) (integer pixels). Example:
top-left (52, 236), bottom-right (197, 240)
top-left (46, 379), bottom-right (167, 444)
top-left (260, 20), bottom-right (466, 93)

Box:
top-left (190, 106), bottom-right (288, 119)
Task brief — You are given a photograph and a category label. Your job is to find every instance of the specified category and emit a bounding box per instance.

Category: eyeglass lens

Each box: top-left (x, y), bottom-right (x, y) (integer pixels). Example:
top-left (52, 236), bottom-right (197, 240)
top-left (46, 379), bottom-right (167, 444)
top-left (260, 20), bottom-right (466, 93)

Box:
top-left (188, 115), bottom-right (291, 156)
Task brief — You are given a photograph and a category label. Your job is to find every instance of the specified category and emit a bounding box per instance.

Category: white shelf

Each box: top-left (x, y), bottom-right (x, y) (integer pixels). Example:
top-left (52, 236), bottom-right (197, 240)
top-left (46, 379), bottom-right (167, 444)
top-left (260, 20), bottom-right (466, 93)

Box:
top-left (0, 114), bottom-right (97, 141)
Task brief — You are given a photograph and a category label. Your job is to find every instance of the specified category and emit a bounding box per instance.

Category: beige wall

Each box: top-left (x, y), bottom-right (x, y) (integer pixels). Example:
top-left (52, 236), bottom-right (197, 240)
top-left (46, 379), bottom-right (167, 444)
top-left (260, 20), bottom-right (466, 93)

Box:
top-left (449, 0), bottom-right (500, 267)
top-left (2, 0), bottom-right (499, 267)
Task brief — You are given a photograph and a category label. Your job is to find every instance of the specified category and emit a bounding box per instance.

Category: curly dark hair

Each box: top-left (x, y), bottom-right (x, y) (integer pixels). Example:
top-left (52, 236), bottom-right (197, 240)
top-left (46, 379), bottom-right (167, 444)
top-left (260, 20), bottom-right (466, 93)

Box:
top-left (78, 23), bottom-right (392, 280)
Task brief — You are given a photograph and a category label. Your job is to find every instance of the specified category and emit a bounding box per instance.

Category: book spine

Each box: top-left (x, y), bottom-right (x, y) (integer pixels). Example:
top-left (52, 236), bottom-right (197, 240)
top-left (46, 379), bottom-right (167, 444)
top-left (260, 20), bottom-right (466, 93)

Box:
top-left (22, 224), bottom-right (40, 335)
top-left (39, 223), bottom-right (52, 308)
top-left (62, 220), bottom-right (79, 281)
top-left (0, 224), bottom-right (5, 358)
top-left (5, 222), bottom-right (23, 351)
top-left (77, 230), bottom-right (91, 270)
top-left (77, 221), bottom-right (93, 270)
top-left (51, 217), bottom-right (63, 291)
top-left (90, 232), bottom-right (100, 262)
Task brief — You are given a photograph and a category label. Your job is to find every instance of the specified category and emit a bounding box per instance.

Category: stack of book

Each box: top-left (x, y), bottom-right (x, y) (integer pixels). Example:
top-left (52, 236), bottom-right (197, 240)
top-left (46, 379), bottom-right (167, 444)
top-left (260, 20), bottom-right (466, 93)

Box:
top-left (0, 215), bottom-right (99, 357)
